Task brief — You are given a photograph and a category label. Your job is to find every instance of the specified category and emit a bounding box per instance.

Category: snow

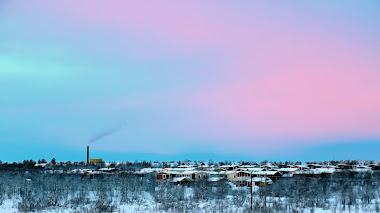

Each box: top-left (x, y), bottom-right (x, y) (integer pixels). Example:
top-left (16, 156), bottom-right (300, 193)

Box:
top-left (1, 193), bottom-right (379, 213)
top-left (0, 198), bottom-right (19, 213)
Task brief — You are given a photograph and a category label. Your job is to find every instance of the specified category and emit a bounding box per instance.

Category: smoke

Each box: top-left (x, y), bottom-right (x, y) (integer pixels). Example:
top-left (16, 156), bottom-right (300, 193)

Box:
top-left (88, 122), bottom-right (126, 145)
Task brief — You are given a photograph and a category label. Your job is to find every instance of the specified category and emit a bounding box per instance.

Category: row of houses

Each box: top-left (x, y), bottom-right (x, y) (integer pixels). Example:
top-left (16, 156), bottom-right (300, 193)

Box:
top-left (134, 162), bottom-right (380, 186)
top-left (40, 161), bottom-right (380, 184)
top-left (154, 169), bottom-right (277, 186)
top-left (134, 165), bottom-right (279, 186)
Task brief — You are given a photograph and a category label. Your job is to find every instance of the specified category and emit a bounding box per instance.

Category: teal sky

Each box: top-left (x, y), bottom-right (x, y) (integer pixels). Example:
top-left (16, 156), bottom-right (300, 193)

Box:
top-left (1, 1), bottom-right (379, 162)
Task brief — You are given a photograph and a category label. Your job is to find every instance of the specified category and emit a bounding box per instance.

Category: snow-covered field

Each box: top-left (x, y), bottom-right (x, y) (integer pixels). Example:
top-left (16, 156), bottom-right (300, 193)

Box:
top-left (2, 195), bottom-right (380, 213)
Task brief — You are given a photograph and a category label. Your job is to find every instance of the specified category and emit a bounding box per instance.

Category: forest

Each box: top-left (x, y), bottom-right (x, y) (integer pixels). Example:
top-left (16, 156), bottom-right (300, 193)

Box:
top-left (1, 160), bottom-right (380, 212)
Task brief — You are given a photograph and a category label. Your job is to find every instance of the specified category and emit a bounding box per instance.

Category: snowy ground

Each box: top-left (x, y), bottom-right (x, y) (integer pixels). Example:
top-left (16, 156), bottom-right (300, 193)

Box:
top-left (1, 194), bottom-right (380, 213)
top-left (1, 170), bottom-right (380, 212)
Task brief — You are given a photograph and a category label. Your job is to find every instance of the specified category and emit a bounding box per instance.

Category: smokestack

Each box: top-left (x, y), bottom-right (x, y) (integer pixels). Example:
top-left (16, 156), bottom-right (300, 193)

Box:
top-left (87, 145), bottom-right (89, 164)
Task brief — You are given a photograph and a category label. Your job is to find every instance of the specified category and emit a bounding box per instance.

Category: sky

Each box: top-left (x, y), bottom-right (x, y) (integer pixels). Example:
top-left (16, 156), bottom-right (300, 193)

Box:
top-left (1, 1), bottom-right (379, 162)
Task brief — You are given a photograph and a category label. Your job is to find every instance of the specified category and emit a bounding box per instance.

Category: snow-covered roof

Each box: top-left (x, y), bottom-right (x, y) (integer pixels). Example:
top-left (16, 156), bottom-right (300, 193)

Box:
top-left (165, 167), bottom-right (196, 172)
top-left (244, 168), bottom-right (264, 172)
top-left (219, 171), bottom-right (236, 175)
top-left (307, 164), bottom-right (322, 167)
top-left (202, 171), bottom-right (219, 175)
top-left (292, 165), bottom-right (308, 168)
top-left (167, 170), bottom-right (198, 175)
top-left (172, 177), bottom-right (192, 182)
top-left (354, 165), bottom-right (371, 169)
top-left (252, 171), bottom-right (281, 176)
top-left (219, 165), bottom-right (239, 168)
top-left (178, 165), bottom-right (197, 168)
top-left (98, 168), bottom-right (117, 171)
top-left (322, 165), bottom-right (337, 168)
top-left (244, 177), bottom-right (273, 183)
top-left (182, 171), bottom-right (198, 174)
top-left (208, 177), bottom-right (223, 182)
top-left (136, 168), bottom-right (161, 174)
top-left (262, 164), bottom-right (276, 167)
top-left (239, 165), bottom-right (256, 168)
top-left (277, 168), bottom-right (299, 172)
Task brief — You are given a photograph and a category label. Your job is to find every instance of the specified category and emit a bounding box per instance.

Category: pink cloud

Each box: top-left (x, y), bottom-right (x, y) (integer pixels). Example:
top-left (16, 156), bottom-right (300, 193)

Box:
top-left (18, 1), bottom-right (380, 150)
top-left (33, 1), bottom-right (243, 48)
top-left (45, 1), bottom-right (378, 144)
top-left (188, 51), bottom-right (380, 145)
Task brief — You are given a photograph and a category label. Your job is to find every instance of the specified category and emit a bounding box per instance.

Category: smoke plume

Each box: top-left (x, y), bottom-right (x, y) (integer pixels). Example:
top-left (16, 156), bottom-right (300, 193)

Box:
top-left (88, 122), bottom-right (126, 145)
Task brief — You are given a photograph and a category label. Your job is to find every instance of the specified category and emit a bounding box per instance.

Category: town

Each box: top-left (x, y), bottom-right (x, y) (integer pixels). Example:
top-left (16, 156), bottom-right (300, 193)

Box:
top-left (23, 159), bottom-right (380, 186)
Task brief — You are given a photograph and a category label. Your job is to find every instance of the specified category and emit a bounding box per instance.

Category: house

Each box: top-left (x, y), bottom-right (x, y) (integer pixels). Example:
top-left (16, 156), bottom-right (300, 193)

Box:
top-left (195, 171), bottom-right (220, 180)
top-left (156, 171), bottom-right (171, 181)
top-left (227, 171), bottom-right (273, 187)
top-left (351, 165), bottom-right (371, 172)
top-left (278, 164), bottom-right (293, 168)
top-left (227, 171), bottom-right (251, 182)
top-left (291, 165), bottom-right (309, 171)
top-left (81, 169), bottom-right (94, 179)
top-left (245, 168), bottom-right (265, 172)
top-left (219, 171), bottom-right (236, 178)
top-left (317, 166), bottom-right (336, 175)
top-left (199, 162), bottom-right (214, 171)
top-left (172, 177), bottom-right (192, 185)
top-left (217, 165), bottom-right (239, 171)
top-left (252, 171), bottom-right (282, 181)
top-left (171, 171), bottom-right (197, 180)
top-left (307, 164), bottom-right (322, 169)
top-left (322, 165), bottom-right (337, 169)
top-left (98, 168), bottom-right (118, 173)
top-left (238, 177), bottom-right (273, 187)
top-left (165, 167), bottom-right (196, 173)
top-left (336, 164), bottom-right (352, 170)
top-left (369, 164), bottom-right (380, 170)
top-left (135, 168), bottom-right (160, 175)
top-left (178, 165), bottom-right (197, 169)
top-left (237, 165), bottom-right (261, 171)
top-left (276, 168), bottom-right (299, 177)
top-left (261, 164), bottom-right (278, 170)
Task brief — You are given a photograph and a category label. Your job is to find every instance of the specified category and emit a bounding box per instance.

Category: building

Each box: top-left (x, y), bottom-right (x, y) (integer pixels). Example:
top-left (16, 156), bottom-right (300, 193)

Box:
top-left (251, 171), bottom-right (282, 181)
top-left (90, 159), bottom-right (103, 164)
top-left (276, 168), bottom-right (299, 177)
top-left (217, 165), bottom-right (239, 172)
top-left (172, 177), bottom-right (192, 185)
top-left (156, 171), bottom-right (171, 182)
top-left (227, 171), bottom-right (273, 187)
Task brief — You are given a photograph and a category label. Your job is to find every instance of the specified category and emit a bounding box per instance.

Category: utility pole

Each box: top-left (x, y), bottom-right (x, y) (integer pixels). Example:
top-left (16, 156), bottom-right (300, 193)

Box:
top-left (264, 173), bottom-right (267, 212)
top-left (250, 170), bottom-right (253, 211)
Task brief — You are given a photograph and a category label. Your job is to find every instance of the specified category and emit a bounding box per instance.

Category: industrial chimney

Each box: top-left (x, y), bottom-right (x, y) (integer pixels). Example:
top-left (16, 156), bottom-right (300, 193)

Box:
top-left (87, 145), bottom-right (89, 164)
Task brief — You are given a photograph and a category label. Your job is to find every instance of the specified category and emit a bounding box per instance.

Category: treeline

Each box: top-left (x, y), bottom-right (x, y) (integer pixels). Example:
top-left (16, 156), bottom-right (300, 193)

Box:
top-left (1, 159), bottom-right (376, 172)
top-left (0, 159), bottom-right (153, 172)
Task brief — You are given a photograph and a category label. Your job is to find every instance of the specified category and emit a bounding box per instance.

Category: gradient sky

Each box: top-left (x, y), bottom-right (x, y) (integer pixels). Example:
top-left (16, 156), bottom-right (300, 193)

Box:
top-left (1, 1), bottom-right (379, 162)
